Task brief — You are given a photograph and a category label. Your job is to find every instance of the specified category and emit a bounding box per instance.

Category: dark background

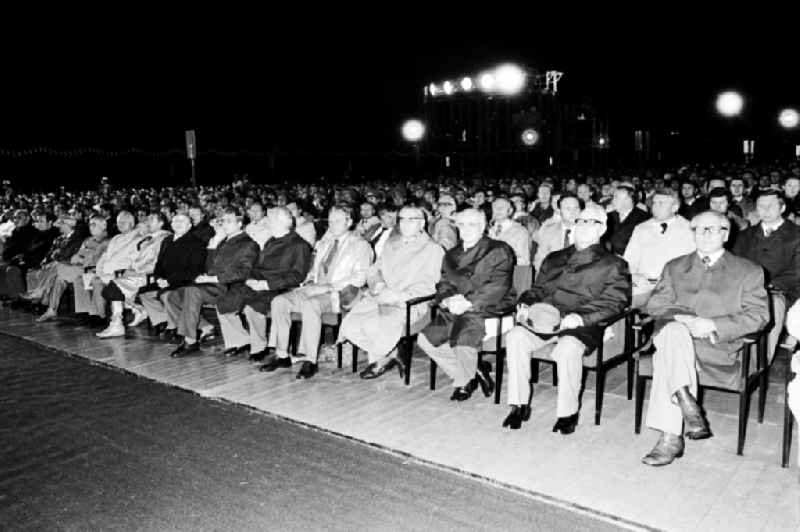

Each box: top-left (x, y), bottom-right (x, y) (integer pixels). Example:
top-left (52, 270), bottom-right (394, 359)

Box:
top-left (1, 15), bottom-right (797, 186)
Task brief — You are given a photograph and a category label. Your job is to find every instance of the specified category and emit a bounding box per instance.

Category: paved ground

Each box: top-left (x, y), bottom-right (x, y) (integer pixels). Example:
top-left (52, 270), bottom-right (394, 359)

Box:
top-left (0, 336), bottom-right (632, 532)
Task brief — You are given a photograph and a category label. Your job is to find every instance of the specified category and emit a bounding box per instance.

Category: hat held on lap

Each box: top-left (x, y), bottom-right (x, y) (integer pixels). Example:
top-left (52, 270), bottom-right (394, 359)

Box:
top-left (522, 303), bottom-right (561, 336)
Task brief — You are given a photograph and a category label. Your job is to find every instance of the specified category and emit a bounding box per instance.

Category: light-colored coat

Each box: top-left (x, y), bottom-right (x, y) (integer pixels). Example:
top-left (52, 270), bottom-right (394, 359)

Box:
top-left (533, 218), bottom-right (571, 274)
top-left (306, 230), bottom-right (373, 293)
top-left (114, 230), bottom-right (171, 301)
top-left (95, 230), bottom-right (146, 282)
top-left (338, 233), bottom-right (444, 360)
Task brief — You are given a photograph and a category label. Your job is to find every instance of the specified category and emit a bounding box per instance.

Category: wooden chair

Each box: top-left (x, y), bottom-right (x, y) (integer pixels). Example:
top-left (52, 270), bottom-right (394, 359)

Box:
top-left (528, 308), bottom-right (639, 425)
top-left (634, 318), bottom-right (769, 456)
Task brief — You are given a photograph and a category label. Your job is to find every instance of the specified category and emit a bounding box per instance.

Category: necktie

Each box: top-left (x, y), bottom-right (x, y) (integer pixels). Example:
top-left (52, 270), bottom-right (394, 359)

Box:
top-left (491, 223), bottom-right (502, 238)
top-left (563, 228), bottom-right (571, 248)
top-left (320, 238), bottom-right (339, 276)
top-left (764, 227), bottom-right (773, 238)
top-left (701, 255), bottom-right (711, 269)
top-left (660, 222), bottom-right (668, 234)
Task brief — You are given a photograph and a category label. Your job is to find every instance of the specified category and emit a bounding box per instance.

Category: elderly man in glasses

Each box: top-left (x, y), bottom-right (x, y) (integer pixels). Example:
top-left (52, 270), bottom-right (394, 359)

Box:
top-left (502, 204), bottom-right (631, 433)
top-left (641, 211), bottom-right (769, 466)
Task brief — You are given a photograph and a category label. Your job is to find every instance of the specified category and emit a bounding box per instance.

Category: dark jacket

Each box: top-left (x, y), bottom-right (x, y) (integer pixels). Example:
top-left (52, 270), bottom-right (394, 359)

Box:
top-left (152, 232), bottom-right (208, 289)
top-left (23, 227), bottom-right (60, 268)
top-left (47, 229), bottom-right (88, 265)
top-left (646, 251), bottom-right (769, 388)
top-left (2, 223), bottom-right (37, 263)
top-left (678, 196), bottom-right (709, 221)
top-left (732, 220), bottom-right (800, 305)
top-left (227, 231), bottom-right (313, 315)
top-left (606, 208), bottom-right (650, 256)
top-left (519, 243), bottom-right (631, 352)
top-left (205, 232), bottom-right (260, 314)
top-left (190, 219), bottom-right (215, 244)
top-left (422, 236), bottom-right (516, 348)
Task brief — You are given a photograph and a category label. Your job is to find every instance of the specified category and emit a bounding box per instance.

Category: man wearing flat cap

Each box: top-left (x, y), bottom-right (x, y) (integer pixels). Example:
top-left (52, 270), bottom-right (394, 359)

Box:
top-left (502, 204), bottom-right (631, 433)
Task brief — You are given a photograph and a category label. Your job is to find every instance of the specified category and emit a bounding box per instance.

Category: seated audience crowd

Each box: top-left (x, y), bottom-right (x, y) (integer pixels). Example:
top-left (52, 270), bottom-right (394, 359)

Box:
top-left (0, 162), bottom-right (798, 467)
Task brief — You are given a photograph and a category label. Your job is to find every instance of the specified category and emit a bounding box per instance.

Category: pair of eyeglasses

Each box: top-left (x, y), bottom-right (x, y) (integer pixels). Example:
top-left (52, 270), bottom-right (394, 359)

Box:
top-left (437, 202), bottom-right (455, 207)
top-left (692, 226), bottom-right (729, 235)
top-left (575, 218), bottom-right (604, 225)
top-left (399, 216), bottom-right (424, 221)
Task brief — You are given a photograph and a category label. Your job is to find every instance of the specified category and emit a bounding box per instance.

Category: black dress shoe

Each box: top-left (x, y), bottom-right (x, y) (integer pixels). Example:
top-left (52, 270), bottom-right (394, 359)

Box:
top-left (248, 350), bottom-right (268, 362)
top-left (259, 356), bottom-right (292, 372)
top-left (552, 412), bottom-right (579, 435)
top-left (450, 386), bottom-right (473, 401)
top-left (162, 329), bottom-right (181, 344)
top-left (360, 359), bottom-right (400, 380)
top-left (502, 405), bottom-right (532, 429)
top-left (296, 361), bottom-right (318, 380)
top-left (223, 344), bottom-right (250, 358)
top-left (475, 360), bottom-right (495, 397)
top-left (170, 341), bottom-right (200, 358)
top-left (151, 323), bottom-right (167, 336)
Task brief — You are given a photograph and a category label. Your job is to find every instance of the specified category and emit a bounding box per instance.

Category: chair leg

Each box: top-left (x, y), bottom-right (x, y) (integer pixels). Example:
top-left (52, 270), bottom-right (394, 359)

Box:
top-left (336, 338), bottom-right (343, 369)
top-left (758, 369), bottom-right (768, 424)
top-left (349, 344), bottom-right (357, 373)
top-left (627, 358), bottom-right (634, 400)
top-left (696, 386), bottom-right (705, 408)
top-left (429, 359), bottom-right (437, 391)
top-left (494, 350), bottom-right (504, 405)
top-left (595, 370), bottom-right (605, 425)
top-left (403, 339), bottom-right (412, 385)
top-left (783, 392), bottom-right (793, 468)
top-left (737, 391), bottom-right (751, 456)
top-left (635, 374), bottom-right (646, 434)
top-left (531, 359), bottom-right (539, 383)
top-left (552, 364), bottom-right (559, 387)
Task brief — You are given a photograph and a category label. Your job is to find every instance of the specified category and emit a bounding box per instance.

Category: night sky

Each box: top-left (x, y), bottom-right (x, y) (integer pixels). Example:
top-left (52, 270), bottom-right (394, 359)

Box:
top-left (2, 17), bottom-right (797, 153)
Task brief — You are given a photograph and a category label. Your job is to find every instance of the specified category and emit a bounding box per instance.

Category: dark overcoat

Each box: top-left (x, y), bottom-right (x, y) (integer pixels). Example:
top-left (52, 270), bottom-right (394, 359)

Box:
top-left (204, 232), bottom-right (259, 314)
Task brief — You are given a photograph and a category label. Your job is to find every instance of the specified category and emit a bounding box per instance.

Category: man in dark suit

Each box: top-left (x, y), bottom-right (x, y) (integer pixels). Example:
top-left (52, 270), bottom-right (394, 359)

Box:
top-left (417, 208), bottom-right (516, 402)
top-left (216, 207), bottom-right (312, 360)
top-left (732, 190), bottom-right (800, 363)
top-left (188, 205), bottom-right (215, 244)
top-left (678, 181), bottom-right (708, 220)
top-left (642, 211), bottom-right (769, 466)
top-left (605, 184), bottom-right (650, 255)
top-left (503, 204), bottom-right (631, 433)
top-left (166, 207), bottom-right (259, 357)
top-left (0, 211), bottom-right (59, 300)
top-left (138, 213), bottom-right (208, 338)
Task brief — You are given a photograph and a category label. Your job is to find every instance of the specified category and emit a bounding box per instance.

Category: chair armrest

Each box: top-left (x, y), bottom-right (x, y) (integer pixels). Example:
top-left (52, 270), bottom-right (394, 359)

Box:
top-left (597, 307), bottom-right (637, 329)
top-left (405, 294), bottom-right (436, 309)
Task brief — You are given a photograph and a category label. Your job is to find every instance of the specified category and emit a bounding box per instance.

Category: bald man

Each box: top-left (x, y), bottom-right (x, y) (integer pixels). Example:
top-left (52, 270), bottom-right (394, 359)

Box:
top-left (417, 209), bottom-right (516, 401)
top-left (502, 204), bottom-right (631, 433)
top-left (642, 211), bottom-right (769, 466)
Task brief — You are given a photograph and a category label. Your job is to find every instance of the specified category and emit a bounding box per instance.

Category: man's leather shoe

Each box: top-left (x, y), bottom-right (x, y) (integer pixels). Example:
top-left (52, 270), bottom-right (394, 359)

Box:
top-left (450, 386), bottom-right (473, 401)
top-left (552, 412), bottom-right (579, 434)
top-left (674, 386), bottom-right (712, 440)
top-left (170, 341), bottom-right (200, 358)
top-left (502, 405), bottom-right (532, 429)
top-left (248, 350), bottom-right (268, 362)
top-left (360, 358), bottom-right (400, 380)
top-left (475, 360), bottom-right (495, 397)
top-left (151, 323), bottom-right (167, 336)
top-left (642, 432), bottom-right (685, 466)
top-left (259, 356), bottom-right (292, 372)
top-left (162, 329), bottom-right (181, 344)
top-left (296, 361), bottom-right (318, 380)
top-left (223, 344), bottom-right (250, 358)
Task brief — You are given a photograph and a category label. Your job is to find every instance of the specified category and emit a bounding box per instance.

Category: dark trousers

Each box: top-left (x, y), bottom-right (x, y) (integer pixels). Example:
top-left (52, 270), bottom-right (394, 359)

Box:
top-left (166, 284), bottom-right (223, 340)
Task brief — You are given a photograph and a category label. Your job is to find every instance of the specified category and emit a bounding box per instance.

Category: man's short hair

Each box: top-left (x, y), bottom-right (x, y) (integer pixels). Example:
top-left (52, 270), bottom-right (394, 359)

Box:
top-left (151, 211), bottom-right (170, 228)
top-left (580, 204), bottom-right (608, 226)
top-left (268, 206), bottom-right (294, 228)
top-left (330, 203), bottom-right (355, 220)
top-left (615, 184), bottom-right (637, 200)
top-left (557, 192), bottom-right (585, 210)
top-left (223, 206), bottom-right (244, 220)
top-left (375, 203), bottom-right (398, 215)
top-left (116, 210), bottom-right (135, 224)
top-left (453, 208), bottom-right (487, 226)
top-left (708, 188), bottom-right (732, 202)
top-left (755, 189), bottom-right (785, 205)
top-left (652, 187), bottom-right (679, 201)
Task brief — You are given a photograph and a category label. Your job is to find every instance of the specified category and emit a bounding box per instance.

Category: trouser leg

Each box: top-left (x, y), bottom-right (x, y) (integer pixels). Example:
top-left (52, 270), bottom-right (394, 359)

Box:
top-left (505, 326), bottom-right (549, 405)
top-left (418, 333), bottom-right (473, 387)
top-left (769, 293), bottom-right (787, 365)
top-left (646, 321), bottom-right (698, 435)
top-left (550, 336), bottom-right (587, 417)
top-left (243, 305), bottom-right (268, 354)
top-left (139, 291), bottom-right (167, 326)
top-left (270, 292), bottom-right (300, 359)
top-left (90, 277), bottom-right (107, 317)
top-left (218, 311), bottom-right (249, 349)
top-left (298, 294), bottom-right (331, 363)
top-left (177, 286), bottom-right (208, 341)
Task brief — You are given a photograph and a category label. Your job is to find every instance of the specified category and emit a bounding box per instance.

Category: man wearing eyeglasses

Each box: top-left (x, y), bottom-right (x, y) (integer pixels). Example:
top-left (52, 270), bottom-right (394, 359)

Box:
top-left (429, 194), bottom-right (458, 251)
top-left (641, 211), bottom-right (769, 466)
top-left (502, 204), bottom-right (631, 433)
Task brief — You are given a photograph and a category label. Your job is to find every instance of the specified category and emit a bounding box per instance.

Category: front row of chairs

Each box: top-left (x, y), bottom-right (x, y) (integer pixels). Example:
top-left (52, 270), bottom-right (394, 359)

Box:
top-left (215, 292), bottom-right (794, 468)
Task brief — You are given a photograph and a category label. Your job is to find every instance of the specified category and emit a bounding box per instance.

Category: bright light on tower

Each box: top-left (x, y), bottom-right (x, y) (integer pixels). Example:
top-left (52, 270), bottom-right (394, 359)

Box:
top-left (716, 91), bottom-right (744, 117)
top-left (521, 128), bottom-right (539, 146)
top-left (598, 136), bottom-right (607, 147)
top-left (460, 77), bottom-right (473, 91)
top-left (778, 108), bottom-right (800, 129)
top-left (494, 63), bottom-right (527, 96)
top-left (443, 80), bottom-right (454, 95)
top-left (401, 119), bottom-right (426, 142)
top-left (479, 72), bottom-right (495, 91)
top-left (429, 83), bottom-right (439, 96)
